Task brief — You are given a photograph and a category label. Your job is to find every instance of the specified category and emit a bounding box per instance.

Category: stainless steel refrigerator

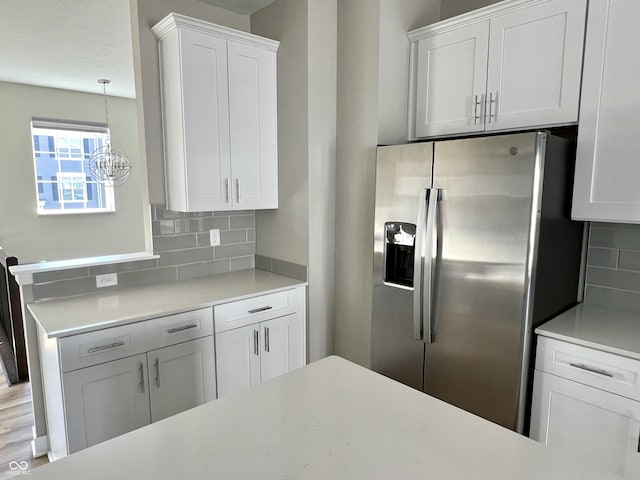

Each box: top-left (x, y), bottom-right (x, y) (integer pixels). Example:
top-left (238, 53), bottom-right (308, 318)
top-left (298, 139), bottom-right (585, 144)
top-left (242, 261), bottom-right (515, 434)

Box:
top-left (371, 131), bottom-right (584, 433)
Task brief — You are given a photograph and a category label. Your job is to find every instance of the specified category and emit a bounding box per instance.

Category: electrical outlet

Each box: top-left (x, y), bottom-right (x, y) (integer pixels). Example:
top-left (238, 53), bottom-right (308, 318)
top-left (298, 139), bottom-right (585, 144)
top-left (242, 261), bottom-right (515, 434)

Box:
top-left (210, 229), bottom-right (221, 246)
top-left (96, 273), bottom-right (118, 288)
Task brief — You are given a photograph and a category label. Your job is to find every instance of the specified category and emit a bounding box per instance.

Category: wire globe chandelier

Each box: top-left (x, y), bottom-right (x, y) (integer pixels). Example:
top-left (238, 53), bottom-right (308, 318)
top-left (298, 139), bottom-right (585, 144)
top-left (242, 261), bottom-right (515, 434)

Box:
top-left (88, 79), bottom-right (131, 187)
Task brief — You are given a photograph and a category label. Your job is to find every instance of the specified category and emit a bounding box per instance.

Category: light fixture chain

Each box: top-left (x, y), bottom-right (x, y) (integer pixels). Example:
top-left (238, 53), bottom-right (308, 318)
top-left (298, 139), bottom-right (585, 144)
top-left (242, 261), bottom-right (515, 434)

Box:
top-left (101, 80), bottom-right (110, 143)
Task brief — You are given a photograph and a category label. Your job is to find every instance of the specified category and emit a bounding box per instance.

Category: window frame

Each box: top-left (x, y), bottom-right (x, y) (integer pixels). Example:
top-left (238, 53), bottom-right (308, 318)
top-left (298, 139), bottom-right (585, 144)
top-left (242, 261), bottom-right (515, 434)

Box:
top-left (31, 119), bottom-right (116, 215)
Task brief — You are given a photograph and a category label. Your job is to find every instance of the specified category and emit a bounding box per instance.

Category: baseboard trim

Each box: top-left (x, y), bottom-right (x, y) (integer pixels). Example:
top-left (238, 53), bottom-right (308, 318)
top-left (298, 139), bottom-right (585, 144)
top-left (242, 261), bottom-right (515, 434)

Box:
top-left (31, 433), bottom-right (48, 458)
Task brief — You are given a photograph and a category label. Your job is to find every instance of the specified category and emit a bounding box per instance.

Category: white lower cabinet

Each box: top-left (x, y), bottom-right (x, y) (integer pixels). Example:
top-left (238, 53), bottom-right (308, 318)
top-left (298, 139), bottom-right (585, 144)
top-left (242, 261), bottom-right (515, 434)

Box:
top-left (65, 337), bottom-right (216, 451)
top-left (38, 307), bottom-right (216, 459)
top-left (215, 287), bottom-right (306, 397)
top-left (530, 336), bottom-right (640, 478)
top-left (215, 324), bottom-right (262, 396)
top-left (148, 336), bottom-right (216, 423)
top-left (63, 354), bottom-right (151, 454)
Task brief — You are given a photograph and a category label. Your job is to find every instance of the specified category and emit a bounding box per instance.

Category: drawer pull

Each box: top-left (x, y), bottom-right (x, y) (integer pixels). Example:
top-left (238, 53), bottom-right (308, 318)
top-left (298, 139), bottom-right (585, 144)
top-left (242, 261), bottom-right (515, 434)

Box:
top-left (248, 306), bottom-right (273, 314)
top-left (569, 362), bottom-right (614, 378)
top-left (155, 358), bottom-right (160, 388)
top-left (166, 323), bottom-right (198, 334)
top-left (87, 341), bottom-right (126, 354)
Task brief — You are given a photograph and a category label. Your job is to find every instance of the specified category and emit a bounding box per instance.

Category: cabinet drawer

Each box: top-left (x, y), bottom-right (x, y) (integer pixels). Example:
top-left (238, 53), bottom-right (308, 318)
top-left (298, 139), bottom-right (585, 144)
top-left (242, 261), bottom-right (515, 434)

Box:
top-left (59, 322), bottom-right (147, 373)
top-left (535, 336), bottom-right (640, 402)
top-left (145, 308), bottom-right (213, 351)
top-left (214, 288), bottom-right (303, 333)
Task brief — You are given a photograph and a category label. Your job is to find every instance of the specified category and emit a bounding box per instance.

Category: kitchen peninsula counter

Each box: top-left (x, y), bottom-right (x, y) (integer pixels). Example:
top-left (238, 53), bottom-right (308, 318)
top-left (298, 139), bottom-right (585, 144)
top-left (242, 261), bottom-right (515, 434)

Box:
top-left (29, 269), bottom-right (306, 338)
top-left (26, 356), bottom-right (616, 480)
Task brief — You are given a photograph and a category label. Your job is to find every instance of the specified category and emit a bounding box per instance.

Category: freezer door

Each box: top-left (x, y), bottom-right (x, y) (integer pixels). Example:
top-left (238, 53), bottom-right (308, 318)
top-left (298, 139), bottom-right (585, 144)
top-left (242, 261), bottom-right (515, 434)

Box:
top-left (371, 143), bottom-right (433, 390)
top-left (426, 132), bottom-right (542, 430)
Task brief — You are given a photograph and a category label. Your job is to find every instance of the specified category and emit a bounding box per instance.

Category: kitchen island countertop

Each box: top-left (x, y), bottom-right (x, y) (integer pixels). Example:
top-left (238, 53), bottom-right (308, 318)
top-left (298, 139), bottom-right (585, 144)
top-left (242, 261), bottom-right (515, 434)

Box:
top-left (24, 356), bottom-right (616, 480)
top-left (29, 269), bottom-right (306, 338)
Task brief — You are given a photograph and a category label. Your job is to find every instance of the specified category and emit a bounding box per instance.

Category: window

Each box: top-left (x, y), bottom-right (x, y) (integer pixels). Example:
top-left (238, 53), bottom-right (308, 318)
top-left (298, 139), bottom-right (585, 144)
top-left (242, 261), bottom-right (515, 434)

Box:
top-left (31, 119), bottom-right (115, 214)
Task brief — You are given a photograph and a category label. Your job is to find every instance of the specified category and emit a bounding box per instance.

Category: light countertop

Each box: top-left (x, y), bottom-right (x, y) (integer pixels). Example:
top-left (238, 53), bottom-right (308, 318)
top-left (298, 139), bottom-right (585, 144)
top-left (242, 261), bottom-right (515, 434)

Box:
top-left (535, 303), bottom-right (640, 360)
top-left (29, 269), bottom-right (306, 338)
top-left (24, 356), bottom-right (616, 480)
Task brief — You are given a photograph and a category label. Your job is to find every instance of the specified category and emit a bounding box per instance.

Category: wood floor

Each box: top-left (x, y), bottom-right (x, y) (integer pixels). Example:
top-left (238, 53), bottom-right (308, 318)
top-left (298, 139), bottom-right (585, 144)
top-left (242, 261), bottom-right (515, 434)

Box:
top-left (0, 366), bottom-right (48, 479)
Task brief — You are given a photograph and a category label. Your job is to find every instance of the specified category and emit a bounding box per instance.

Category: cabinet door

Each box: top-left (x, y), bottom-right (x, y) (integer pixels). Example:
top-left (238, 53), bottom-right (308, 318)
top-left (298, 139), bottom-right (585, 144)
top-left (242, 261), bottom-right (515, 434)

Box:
top-left (63, 354), bottom-right (151, 454)
top-left (485, 0), bottom-right (586, 131)
top-left (530, 371), bottom-right (640, 479)
top-left (163, 28), bottom-right (232, 212)
top-left (227, 41), bottom-right (278, 209)
top-left (148, 336), bottom-right (216, 422)
top-left (215, 325), bottom-right (261, 397)
top-left (413, 21), bottom-right (489, 138)
top-left (572, 0), bottom-right (640, 222)
top-left (260, 313), bottom-right (305, 383)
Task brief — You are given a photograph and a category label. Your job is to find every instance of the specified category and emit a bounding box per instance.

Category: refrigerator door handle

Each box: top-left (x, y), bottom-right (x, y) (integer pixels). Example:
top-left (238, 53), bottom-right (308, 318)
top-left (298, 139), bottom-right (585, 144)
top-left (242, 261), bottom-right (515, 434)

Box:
top-left (413, 188), bottom-right (429, 341)
top-left (423, 189), bottom-right (439, 344)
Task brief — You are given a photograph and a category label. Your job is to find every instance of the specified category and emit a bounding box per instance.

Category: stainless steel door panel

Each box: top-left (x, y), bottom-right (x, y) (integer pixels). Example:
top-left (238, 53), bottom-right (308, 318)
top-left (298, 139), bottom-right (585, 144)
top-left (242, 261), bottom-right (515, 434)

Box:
top-left (372, 143), bottom-right (433, 390)
top-left (426, 132), bottom-right (541, 429)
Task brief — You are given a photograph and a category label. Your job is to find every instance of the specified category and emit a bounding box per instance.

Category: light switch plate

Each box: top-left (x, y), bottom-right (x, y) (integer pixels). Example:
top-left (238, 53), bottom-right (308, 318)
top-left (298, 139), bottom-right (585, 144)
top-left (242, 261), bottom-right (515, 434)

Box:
top-left (210, 229), bottom-right (221, 246)
top-left (96, 273), bottom-right (118, 288)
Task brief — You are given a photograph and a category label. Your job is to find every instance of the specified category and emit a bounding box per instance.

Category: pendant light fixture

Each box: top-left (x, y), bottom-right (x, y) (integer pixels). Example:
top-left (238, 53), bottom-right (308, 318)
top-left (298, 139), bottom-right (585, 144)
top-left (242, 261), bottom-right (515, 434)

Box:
top-left (88, 79), bottom-right (132, 187)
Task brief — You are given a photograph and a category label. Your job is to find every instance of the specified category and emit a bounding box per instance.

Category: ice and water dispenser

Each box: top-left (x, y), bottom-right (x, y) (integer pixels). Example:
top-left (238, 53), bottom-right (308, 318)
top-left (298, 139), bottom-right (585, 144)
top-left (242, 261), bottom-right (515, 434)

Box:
top-left (384, 222), bottom-right (416, 288)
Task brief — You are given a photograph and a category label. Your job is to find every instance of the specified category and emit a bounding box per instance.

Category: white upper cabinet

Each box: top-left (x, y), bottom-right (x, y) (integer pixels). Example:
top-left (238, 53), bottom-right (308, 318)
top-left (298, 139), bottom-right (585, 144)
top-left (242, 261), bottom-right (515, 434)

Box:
top-left (153, 14), bottom-right (279, 212)
top-left (485, 0), bottom-right (586, 131)
top-left (408, 0), bottom-right (587, 140)
top-left (414, 21), bottom-right (489, 138)
top-left (572, 0), bottom-right (640, 223)
top-left (228, 42), bottom-right (278, 210)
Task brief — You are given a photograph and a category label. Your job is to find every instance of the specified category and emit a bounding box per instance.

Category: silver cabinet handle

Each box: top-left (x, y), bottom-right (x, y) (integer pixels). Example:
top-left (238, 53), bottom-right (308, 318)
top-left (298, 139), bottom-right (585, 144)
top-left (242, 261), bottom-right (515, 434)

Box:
top-left (236, 179), bottom-right (240, 203)
top-left (225, 178), bottom-right (230, 204)
top-left (139, 363), bottom-right (144, 393)
top-left (248, 306), bottom-right (273, 314)
top-left (253, 330), bottom-right (259, 356)
top-left (487, 91), bottom-right (497, 123)
top-left (413, 188), bottom-right (428, 341)
top-left (569, 362), bottom-right (614, 378)
top-left (87, 341), bottom-right (125, 354)
top-left (166, 323), bottom-right (198, 334)
top-left (473, 94), bottom-right (482, 125)
top-left (423, 189), bottom-right (439, 345)
top-left (265, 327), bottom-right (270, 352)
top-left (154, 358), bottom-right (160, 388)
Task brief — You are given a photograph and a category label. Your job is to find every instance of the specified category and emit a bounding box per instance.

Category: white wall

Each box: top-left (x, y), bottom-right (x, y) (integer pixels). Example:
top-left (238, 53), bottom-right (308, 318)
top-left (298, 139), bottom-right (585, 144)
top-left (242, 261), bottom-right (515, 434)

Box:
top-left (252, 0), bottom-right (337, 362)
top-left (252, 0), bottom-right (310, 268)
top-left (440, 0), bottom-right (501, 19)
top-left (334, 0), bottom-right (381, 367)
top-left (334, 0), bottom-right (441, 367)
top-left (378, 0), bottom-right (440, 145)
top-left (130, 0), bottom-right (250, 205)
top-left (0, 81), bottom-right (150, 263)
top-left (306, 0), bottom-right (337, 360)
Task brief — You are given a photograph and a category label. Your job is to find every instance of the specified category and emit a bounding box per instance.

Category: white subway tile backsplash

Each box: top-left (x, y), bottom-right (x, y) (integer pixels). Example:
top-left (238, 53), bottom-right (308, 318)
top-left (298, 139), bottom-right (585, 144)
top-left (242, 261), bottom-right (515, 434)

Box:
top-left (586, 247), bottom-right (619, 268)
top-left (585, 223), bottom-right (640, 312)
top-left (32, 205), bottom-right (257, 301)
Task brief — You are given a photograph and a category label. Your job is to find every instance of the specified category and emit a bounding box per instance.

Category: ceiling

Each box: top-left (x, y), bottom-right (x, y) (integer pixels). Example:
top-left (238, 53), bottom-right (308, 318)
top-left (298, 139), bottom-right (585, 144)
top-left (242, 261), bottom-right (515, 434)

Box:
top-left (0, 0), bottom-right (278, 99)
top-left (199, 0), bottom-right (278, 15)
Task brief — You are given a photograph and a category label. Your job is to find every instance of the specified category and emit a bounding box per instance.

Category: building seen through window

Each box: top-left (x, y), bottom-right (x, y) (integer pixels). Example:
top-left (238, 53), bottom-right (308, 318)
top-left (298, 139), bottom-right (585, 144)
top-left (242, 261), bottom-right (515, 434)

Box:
top-left (31, 120), bottom-right (115, 214)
